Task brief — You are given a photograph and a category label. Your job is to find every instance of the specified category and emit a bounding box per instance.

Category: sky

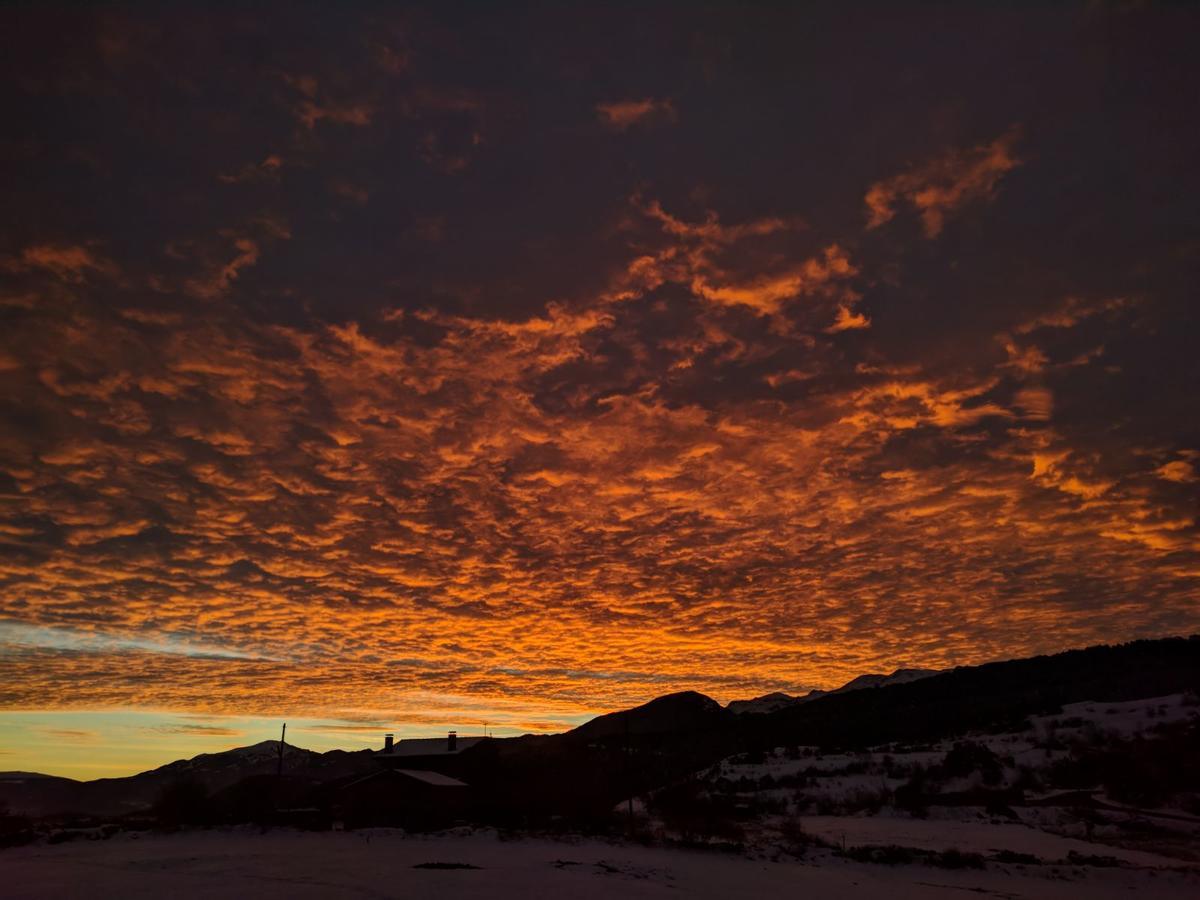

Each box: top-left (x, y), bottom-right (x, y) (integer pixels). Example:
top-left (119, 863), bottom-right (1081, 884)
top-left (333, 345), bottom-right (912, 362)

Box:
top-left (1, 1), bottom-right (1198, 779)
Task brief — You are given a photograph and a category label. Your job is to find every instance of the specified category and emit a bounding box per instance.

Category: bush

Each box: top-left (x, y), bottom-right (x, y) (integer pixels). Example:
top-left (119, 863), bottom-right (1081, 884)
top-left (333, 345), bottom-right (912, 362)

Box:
top-left (840, 844), bottom-right (985, 869)
top-left (934, 849), bottom-right (986, 869)
top-left (941, 742), bottom-right (1004, 786)
top-left (1050, 718), bottom-right (1199, 806)
top-left (984, 800), bottom-right (1019, 819)
top-left (776, 815), bottom-right (836, 856)
top-left (843, 787), bottom-right (889, 815)
top-left (1013, 765), bottom-right (1042, 792)
top-left (0, 804), bottom-right (34, 848)
top-left (994, 850), bottom-right (1041, 865)
top-left (1065, 850), bottom-right (1121, 867)
top-left (651, 781), bottom-right (745, 845)
top-left (894, 776), bottom-right (929, 817)
top-left (153, 777), bottom-right (212, 827)
top-left (843, 844), bottom-right (918, 865)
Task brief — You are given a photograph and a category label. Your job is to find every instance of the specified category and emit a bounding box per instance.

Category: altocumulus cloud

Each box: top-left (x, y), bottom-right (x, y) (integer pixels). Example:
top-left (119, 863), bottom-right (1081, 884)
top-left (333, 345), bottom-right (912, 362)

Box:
top-left (0, 2), bottom-right (1197, 730)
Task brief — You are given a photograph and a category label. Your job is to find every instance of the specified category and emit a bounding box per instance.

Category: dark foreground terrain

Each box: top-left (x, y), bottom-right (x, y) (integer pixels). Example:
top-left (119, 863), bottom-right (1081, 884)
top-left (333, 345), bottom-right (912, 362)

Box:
top-left (6, 827), bottom-right (1199, 900)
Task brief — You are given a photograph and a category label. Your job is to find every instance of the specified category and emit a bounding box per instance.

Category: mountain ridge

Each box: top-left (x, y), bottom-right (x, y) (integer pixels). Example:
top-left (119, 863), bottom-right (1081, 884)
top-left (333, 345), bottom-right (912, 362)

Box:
top-left (726, 667), bottom-right (941, 715)
top-left (4, 637), bottom-right (1196, 820)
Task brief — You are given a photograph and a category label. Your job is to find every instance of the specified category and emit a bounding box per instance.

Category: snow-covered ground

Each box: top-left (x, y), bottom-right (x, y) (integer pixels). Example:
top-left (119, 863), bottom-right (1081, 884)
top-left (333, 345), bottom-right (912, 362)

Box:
top-left (797, 815), bottom-right (1182, 867)
top-left (5, 827), bottom-right (1199, 900)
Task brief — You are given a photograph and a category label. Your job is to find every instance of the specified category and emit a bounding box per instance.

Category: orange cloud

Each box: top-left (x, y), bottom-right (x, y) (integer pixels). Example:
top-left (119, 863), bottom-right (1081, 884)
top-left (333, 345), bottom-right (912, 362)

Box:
top-left (1014, 296), bottom-right (1132, 334)
top-left (826, 304), bottom-right (871, 333)
top-left (691, 245), bottom-right (856, 315)
top-left (285, 74), bottom-right (373, 129)
top-left (1014, 386), bottom-right (1054, 421)
top-left (7, 244), bottom-right (119, 282)
top-left (596, 98), bottom-right (676, 130)
top-left (184, 238), bottom-right (259, 299)
top-left (1156, 460), bottom-right (1196, 483)
top-left (1000, 338), bottom-right (1049, 374)
top-left (865, 129), bottom-right (1021, 237)
top-left (623, 197), bottom-right (854, 325)
top-left (218, 155), bottom-right (284, 184)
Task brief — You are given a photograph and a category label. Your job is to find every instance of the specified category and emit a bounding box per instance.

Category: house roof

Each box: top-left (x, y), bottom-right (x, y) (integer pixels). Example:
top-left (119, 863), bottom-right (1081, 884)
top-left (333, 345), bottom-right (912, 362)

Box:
top-left (341, 768), bottom-right (468, 790)
top-left (377, 736), bottom-right (485, 757)
top-left (392, 769), bottom-right (468, 787)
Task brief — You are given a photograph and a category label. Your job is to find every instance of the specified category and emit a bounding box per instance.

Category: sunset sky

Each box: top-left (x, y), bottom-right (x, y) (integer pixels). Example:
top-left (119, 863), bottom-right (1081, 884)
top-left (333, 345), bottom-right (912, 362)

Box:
top-left (2, 2), bottom-right (1198, 779)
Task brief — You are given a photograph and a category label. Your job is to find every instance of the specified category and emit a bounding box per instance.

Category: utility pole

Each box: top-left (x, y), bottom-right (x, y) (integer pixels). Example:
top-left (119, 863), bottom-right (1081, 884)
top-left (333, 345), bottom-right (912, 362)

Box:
top-left (277, 722), bottom-right (286, 777)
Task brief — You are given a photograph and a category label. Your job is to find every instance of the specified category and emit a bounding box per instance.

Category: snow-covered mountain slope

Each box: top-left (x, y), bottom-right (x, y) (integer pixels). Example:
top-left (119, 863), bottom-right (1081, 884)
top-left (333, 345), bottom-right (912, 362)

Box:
top-left (726, 691), bottom-right (810, 715)
top-left (727, 668), bottom-right (941, 714)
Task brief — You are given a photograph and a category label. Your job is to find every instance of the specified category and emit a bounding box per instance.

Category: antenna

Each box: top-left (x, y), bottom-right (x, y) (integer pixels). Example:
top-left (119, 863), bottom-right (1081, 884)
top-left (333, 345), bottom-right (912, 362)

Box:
top-left (277, 722), bottom-right (286, 777)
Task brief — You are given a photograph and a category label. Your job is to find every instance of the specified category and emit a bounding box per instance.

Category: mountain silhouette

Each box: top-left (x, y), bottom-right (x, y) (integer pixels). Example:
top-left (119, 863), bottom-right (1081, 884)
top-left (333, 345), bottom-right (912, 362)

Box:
top-left (4, 637), bottom-right (1196, 821)
top-left (567, 690), bottom-right (729, 740)
top-left (727, 667), bottom-right (941, 714)
top-left (0, 742), bottom-right (376, 818)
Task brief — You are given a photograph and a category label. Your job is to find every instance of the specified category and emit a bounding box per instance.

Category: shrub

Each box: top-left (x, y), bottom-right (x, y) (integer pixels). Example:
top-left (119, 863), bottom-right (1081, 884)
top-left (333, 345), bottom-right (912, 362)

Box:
top-left (840, 843), bottom-right (986, 870)
top-left (651, 781), bottom-right (745, 845)
top-left (843, 844), bottom-right (918, 865)
top-left (933, 849), bottom-right (986, 869)
top-left (894, 776), bottom-right (929, 817)
top-left (1013, 765), bottom-right (1042, 792)
top-left (941, 742), bottom-right (1004, 786)
top-left (994, 850), bottom-right (1041, 865)
top-left (1065, 850), bottom-right (1121, 867)
top-left (777, 815), bottom-right (835, 856)
top-left (0, 805), bottom-right (34, 848)
top-left (842, 787), bottom-right (888, 815)
top-left (984, 800), bottom-right (1019, 819)
top-left (153, 776), bottom-right (212, 827)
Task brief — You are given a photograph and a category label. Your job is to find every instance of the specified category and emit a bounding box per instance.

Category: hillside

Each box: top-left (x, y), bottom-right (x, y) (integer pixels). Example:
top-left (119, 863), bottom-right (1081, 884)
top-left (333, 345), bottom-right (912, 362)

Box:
top-left (753, 636), bottom-right (1200, 751)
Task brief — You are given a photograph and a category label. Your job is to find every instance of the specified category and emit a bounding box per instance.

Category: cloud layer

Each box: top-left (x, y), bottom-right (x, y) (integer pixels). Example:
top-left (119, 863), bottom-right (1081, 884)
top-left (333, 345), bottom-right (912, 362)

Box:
top-left (1, 3), bottom-right (1197, 735)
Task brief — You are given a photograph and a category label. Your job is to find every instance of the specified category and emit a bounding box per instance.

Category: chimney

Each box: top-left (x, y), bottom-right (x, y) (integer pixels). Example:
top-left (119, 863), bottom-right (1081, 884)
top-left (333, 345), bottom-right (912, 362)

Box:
top-left (384, 733), bottom-right (394, 753)
top-left (447, 730), bottom-right (457, 752)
